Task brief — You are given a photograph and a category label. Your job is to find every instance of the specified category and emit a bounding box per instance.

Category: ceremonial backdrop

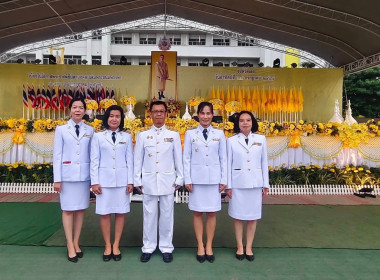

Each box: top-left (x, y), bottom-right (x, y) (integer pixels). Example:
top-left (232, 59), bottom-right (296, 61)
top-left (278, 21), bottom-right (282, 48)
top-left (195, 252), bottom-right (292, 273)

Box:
top-left (0, 64), bottom-right (343, 121)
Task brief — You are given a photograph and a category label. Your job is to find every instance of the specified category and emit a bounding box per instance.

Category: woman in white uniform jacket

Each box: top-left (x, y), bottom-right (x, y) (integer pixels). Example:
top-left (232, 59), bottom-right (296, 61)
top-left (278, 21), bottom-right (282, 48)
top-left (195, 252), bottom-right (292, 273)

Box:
top-left (90, 105), bottom-right (134, 262)
top-left (226, 111), bottom-right (269, 262)
top-left (183, 102), bottom-right (227, 263)
top-left (53, 98), bottom-right (94, 263)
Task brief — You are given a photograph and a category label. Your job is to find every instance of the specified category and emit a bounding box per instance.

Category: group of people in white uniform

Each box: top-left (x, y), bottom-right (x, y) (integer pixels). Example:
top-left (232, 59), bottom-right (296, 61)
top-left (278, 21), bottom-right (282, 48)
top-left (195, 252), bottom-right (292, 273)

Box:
top-left (53, 98), bottom-right (269, 264)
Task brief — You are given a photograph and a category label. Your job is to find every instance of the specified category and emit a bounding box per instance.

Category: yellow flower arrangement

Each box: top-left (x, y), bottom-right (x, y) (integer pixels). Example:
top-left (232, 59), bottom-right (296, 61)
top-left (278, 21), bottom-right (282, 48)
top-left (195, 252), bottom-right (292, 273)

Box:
top-left (188, 97), bottom-right (204, 107)
top-left (225, 101), bottom-right (242, 113)
top-left (366, 119), bottom-right (380, 138)
top-left (338, 123), bottom-right (369, 148)
top-left (120, 95), bottom-right (137, 106)
top-left (85, 100), bottom-right (98, 110)
top-left (89, 119), bottom-right (103, 132)
top-left (99, 99), bottom-right (117, 109)
top-left (209, 99), bottom-right (224, 111)
top-left (6, 119), bottom-right (17, 129)
top-left (124, 119), bottom-right (143, 132)
top-left (144, 117), bottom-right (153, 127)
top-left (171, 118), bottom-right (199, 134)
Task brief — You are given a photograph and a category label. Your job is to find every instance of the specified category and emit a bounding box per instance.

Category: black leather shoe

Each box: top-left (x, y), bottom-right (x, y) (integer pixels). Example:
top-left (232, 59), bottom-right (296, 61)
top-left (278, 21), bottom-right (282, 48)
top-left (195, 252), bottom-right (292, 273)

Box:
top-left (67, 251), bottom-right (78, 263)
top-left (235, 253), bottom-right (245, 261)
top-left (140, 253), bottom-right (152, 262)
top-left (206, 254), bottom-right (215, 263)
top-left (196, 254), bottom-right (206, 263)
top-left (246, 254), bottom-right (255, 262)
top-left (113, 253), bottom-right (122, 261)
top-left (76, 250), bottom-right (83, 258)
top-left (162, 252), bottom-right (173, 263)
top-left (103, 253), bottom-right (113, 262)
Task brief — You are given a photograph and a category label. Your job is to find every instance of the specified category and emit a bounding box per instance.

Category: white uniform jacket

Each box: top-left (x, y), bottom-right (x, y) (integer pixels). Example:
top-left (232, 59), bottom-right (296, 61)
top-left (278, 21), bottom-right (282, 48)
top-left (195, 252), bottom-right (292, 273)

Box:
top-left (134, 125), bottom-right (184, 195)
top-left (53, 119), bottom-right (94, 182)
top-left (227, 132), bottom-right (269, 189)
top-left (183, 126), bottom-right (227, 185)
top-left (90, 130), bottom-right (134, 188)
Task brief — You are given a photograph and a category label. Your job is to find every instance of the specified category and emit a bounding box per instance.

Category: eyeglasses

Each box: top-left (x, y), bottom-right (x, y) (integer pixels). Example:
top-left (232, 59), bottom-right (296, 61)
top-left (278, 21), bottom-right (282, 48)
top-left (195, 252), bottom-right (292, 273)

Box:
top-left (151, 110), bottom-right (166, 114)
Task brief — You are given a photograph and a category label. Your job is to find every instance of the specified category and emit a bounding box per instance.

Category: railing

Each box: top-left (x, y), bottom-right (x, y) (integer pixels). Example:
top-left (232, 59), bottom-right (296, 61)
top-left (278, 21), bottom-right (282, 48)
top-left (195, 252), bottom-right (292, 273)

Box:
top-left (1, 184), bottom-right (379, 202)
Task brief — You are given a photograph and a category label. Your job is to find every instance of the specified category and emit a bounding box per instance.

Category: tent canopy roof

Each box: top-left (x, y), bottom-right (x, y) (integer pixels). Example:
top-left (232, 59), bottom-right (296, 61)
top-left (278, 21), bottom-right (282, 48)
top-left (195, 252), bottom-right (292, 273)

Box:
top-left (1, 0), bottom-right (379, 67)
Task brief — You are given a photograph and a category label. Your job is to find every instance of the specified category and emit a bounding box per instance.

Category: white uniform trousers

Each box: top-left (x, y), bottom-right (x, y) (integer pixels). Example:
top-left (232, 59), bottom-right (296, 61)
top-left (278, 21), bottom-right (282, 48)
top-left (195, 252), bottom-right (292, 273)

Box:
top-left (142, 193), bottom-right (174, 254)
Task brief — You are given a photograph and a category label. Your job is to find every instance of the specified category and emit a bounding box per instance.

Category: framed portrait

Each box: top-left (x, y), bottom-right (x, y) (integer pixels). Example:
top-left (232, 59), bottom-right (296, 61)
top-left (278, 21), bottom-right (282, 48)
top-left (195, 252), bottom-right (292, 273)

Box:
top-left (151, 51), bottom-right (177, 100)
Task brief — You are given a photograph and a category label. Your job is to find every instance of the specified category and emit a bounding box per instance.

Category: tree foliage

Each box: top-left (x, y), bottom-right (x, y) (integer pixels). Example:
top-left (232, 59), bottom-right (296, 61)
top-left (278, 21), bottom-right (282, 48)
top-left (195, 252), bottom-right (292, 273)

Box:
top-left (344, 67), bottom-right (380, 117)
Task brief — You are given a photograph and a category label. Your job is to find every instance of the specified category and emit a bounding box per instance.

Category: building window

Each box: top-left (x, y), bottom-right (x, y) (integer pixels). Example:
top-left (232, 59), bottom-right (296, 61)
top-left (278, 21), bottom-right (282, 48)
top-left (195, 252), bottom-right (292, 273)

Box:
top-left (64, 55), bottom-right (82, 65)
top-left (43, 55), bottom-right (50, 65)
top-left (238, 39), bottom-right (256, 46)
top-left (189, 35), bottom-right (206, 45)
top-left (112, 34), bottom-right (132, 44)
top-left (188, 59), bottom-right (202, 66)
top-left (65, 34), bottom-right (83, 40)
top-left (110, 56), bottom-right (131, 65)
top-left (213, 38), bottom-right (230, 46)
top-left (139, 58), bottom-right (151, 65)
top-left (139, 34), bottom-right (156, 45)
top-left (92, 56), bottom-right (101, 65)
top-left (92, 30), bottom-right (102, 40)
top-left (167, 34), bottom-right (181, 45)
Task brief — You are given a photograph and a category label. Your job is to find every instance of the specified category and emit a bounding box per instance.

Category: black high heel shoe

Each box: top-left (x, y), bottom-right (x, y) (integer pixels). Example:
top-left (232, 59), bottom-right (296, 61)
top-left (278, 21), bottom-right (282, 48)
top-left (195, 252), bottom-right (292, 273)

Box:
top-left (205, 254), bottom-right (215, 263)
top-left (235, 253), bottom-right (245, 260)
top-left (196, 254), bottom-right (206, 263)
top-left (76, 247), bottom-right (83, 258)
top-left (67, 251), bottom-right (78, 263)
top-left (103, 249), bottom-right (113, 262)
top-left (246, 253), bottom-right (255, 262)
top-left (235, 249), bottom-right (245, 261)
top-left (113, 253), bottom-right (122, 261)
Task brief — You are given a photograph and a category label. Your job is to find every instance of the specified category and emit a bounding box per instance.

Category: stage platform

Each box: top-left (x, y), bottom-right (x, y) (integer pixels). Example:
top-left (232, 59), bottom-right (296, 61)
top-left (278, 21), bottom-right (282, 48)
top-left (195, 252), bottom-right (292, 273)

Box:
top-left (1, 195), bottom-right (380, 279)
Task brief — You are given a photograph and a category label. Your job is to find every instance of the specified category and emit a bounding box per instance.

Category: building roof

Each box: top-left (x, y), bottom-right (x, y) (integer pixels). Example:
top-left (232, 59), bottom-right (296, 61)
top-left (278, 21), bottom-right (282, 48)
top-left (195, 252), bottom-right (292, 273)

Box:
top-left (1, 0), bottom-right (379, 69)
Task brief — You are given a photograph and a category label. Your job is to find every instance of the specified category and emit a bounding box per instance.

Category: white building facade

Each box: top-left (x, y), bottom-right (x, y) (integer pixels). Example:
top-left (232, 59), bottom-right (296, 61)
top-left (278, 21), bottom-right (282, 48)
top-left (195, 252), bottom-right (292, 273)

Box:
top-left (13, 28), bottom-right (287, 68)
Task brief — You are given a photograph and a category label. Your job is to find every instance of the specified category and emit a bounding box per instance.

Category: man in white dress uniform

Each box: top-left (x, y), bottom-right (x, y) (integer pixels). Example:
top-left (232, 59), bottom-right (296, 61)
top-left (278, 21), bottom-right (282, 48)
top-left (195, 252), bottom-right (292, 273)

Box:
top-left (134, 100), bottom-right (183, 263)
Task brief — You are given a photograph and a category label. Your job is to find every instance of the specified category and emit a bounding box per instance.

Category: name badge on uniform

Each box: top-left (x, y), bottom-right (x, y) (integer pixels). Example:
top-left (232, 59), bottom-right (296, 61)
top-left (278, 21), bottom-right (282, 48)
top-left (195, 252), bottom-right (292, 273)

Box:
top-left (253, 142), bottom-right (262, 146)
top-left (63, 161), bottom-right (71, 165)
top-left (212, 138), bottom-right (220, 141)
top-left (164, 138), bottom-right (174, 142)
top-left (84, 134), bottom-right (92, 138)
top-left (119, 141), bottom-right (126, 144)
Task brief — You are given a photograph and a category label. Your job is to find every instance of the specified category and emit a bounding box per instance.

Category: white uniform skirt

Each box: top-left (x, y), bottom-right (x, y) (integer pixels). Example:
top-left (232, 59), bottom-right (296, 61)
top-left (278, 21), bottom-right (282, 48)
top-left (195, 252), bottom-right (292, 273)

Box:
top-left (189, 184), bottom-right (221, 212)
top-left (60, 181), bottom-right (90, 211)
top-left (96, 187), bottom-right (131, 215)
top-left (228, 188), bottom-right (263, 221)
